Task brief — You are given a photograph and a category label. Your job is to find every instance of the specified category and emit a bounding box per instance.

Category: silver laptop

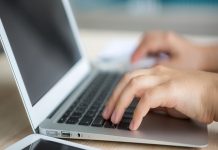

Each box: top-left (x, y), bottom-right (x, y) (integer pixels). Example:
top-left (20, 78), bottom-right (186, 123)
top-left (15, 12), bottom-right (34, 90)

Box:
top-left (0, 0), bottom-right (208, 148)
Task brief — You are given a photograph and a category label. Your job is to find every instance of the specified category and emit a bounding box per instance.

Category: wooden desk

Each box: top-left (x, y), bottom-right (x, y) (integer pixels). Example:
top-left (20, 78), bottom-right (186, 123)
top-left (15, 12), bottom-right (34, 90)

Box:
top-left (0, 30), bottom-right (218, 150)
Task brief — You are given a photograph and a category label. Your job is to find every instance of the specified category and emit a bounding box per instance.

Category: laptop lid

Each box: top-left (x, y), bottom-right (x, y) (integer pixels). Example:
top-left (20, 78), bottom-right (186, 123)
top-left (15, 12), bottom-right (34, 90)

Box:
top-left (0, 0), bottom-right (90, 131)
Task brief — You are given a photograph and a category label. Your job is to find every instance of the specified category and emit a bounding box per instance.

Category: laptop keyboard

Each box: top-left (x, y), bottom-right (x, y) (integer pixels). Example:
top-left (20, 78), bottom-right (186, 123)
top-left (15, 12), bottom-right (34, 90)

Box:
top-left (57, 72), bottom-right (138, 130)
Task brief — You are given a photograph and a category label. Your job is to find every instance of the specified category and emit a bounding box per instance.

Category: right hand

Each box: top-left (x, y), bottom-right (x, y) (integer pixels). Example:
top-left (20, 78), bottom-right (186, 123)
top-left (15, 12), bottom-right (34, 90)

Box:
top-left (131, 31), bottom-right (218, 72)
top-left (102, 66), bottom-right (218, 130)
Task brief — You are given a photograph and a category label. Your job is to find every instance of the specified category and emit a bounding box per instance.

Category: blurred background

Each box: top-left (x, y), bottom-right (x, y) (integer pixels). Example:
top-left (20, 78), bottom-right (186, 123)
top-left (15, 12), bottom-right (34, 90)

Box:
top-left (70, 0), bottom-right (218, 35)
top-left (1, 0), bottom-right (218, 53)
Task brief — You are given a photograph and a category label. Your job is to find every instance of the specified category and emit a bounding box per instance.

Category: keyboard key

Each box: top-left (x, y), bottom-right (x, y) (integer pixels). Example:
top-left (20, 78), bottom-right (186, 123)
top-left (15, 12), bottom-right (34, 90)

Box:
top-left (94, 101), bottom-right (103, 106)
top-left (130, 98), bottom-right (139, 107)
top-left (92, 116), bottom-right (105, 127)
top-left (76, 106), bottom-right (86, 112)
top-left (104, 121), bottom-right (116, 128)
top-left (64, 110), bottom-right (72, 116)
top-left (58, 73), bottom-right (123, 126)
top-left (71, 112), bottom-right (82, 118)
top-left (79, 102), bottom-right (88, 107)
top-left (89, 106), bottom-right (98, 112)
top-left (99, 107), bottom-right (105, 114)
top-left (118, 122), bottom-right (130, 130)
top-left (84, 110), bottom-right (96, 118)
top-left (123, 112), bottom-right (133, 119)
top-left (121, 117), bottom-right (132, 123)
top-left (91, 104), bottom-right (99, 108)
top-left (117, 118), bottom-right (131, 130)
top-left (126, 105), bottom-right (135, 111)
top-left (67, 106), bottom-right (74, 112)
top-left (79, 116), bottom-right (93, 126)
top-left (66, 116), bottom-right (79, 124)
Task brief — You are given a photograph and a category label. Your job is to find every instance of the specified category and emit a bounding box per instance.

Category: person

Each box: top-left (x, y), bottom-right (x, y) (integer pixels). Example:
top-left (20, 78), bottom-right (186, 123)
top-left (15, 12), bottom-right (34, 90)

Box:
top-left (102, 31), bottom-right (218, 130)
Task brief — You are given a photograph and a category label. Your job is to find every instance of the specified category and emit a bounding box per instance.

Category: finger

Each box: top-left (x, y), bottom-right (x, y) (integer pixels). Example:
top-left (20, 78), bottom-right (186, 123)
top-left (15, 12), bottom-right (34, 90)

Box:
top-left (131, 34), bottom-right (170, 63)
top-left (131, 39), bottom-right (150, 63)
top-left (130, 84), bottom-right (176, 130)
top-left (131, 32), bottom-right (176, 63)
top-left (110, 75), bottom-right (166, 124)
top-left (148, 85), bottom-right (175, 109)
top-left (102, 69), bottom-right (153, 119)
top-left (129, 93), bottom-right (150, 130)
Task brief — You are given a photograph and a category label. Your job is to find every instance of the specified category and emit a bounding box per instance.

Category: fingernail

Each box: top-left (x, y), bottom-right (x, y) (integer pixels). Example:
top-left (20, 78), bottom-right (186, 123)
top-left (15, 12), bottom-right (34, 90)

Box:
top-left (129, 120), bottom-right (135, 130)
top-left (111, 111), bottom-right (117, 123)
top-left (102, 107), bottom-right (109, 118)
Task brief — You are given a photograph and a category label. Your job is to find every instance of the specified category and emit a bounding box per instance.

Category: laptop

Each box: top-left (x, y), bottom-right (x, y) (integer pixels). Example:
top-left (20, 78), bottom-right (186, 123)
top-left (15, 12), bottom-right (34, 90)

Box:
top-left (0, 0), bottom-right (208, 148)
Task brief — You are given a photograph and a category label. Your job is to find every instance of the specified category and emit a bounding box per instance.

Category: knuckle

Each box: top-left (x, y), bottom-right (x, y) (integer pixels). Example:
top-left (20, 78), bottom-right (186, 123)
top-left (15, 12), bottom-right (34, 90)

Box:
top-left (153, 65), bottom-right (165, 73)
top-left (165, 31), bottom-right (175, 43)
top-left (145, 90), bottom-right (153, 100)
top-left (129, 78), bottom-right (139, 87)
top-left (123, 73), bottom-right (132, 82)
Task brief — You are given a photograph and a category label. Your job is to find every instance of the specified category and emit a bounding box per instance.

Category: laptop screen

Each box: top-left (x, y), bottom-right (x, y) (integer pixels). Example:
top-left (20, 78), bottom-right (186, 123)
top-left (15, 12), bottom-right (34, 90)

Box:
top-left (0, 0), bottom-right (81, 106)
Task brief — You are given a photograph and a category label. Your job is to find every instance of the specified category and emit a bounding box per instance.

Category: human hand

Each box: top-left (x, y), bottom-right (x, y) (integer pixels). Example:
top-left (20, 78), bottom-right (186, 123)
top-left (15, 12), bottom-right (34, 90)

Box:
top-left (102, 66), bottom-right (218, 130)
top-left (131, 31), bottom-right (218, 72)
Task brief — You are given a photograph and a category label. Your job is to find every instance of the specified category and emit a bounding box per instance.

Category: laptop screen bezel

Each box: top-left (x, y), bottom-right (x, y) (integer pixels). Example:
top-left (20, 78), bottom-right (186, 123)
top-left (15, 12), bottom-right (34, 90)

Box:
top-left (0, 0), bottom-right (91, 131)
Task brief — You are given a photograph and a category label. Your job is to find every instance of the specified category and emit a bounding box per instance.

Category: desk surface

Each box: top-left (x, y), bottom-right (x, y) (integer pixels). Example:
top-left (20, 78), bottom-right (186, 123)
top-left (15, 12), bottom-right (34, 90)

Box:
top-left (0, 30), bottom-right (218, 150)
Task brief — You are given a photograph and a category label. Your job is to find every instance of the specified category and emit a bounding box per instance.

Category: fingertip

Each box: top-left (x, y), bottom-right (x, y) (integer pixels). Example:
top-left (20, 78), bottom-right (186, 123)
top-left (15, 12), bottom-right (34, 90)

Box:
top-left (129, 120), bottom-right (135, 130)
top-left (102, 107), bottom-right (110, 119)
top-left (111, 111), bottom-right (117, 123)
top-left (111, 109), bottom-right (124, 124)
top-left (129, 111), bottom-right (144, 130)
top-left (131, 53), bottom-right (140, 64)
top-left (129, 120), bottom-right (139, 131)
top-left (102, 97), bottom-right (115, 119)
top-left (131, 54), bottom-right (137, 63)
top-left (101, 113), bottom-right (108, 120)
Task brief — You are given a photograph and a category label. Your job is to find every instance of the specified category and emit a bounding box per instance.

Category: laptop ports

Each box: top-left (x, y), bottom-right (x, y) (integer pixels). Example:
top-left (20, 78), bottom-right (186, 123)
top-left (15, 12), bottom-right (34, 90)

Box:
top-left (77, 133), bottom-right (81, 137)
top-left (61, 131), bottom-right (71, 138)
